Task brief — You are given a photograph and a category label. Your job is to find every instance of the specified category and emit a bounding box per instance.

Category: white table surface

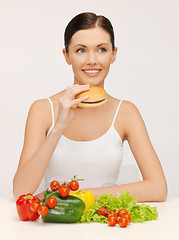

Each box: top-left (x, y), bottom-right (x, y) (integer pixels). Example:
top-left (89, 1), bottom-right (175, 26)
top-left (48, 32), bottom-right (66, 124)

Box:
top-left (1, 197), bottom-right (179, 240)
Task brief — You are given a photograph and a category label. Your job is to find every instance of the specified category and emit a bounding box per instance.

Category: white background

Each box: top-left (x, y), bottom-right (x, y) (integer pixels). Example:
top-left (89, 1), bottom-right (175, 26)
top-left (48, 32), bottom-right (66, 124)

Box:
top-left (0, 0), bottom-right (178, 198)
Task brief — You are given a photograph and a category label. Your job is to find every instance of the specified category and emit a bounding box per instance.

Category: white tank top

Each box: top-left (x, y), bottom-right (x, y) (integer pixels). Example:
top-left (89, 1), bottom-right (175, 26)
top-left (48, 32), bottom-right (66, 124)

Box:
top-left (43, 98), bottom-right (123, 189)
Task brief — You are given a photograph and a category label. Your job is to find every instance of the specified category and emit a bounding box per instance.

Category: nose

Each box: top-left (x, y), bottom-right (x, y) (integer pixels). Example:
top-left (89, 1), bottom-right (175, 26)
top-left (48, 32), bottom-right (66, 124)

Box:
top-left (86, 51), bottom-right (97, 65)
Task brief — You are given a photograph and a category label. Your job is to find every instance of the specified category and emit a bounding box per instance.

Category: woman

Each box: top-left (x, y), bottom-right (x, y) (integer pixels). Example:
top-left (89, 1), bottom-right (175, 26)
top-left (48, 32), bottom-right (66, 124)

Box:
top-left (13, 12), bottom-right (167, 201)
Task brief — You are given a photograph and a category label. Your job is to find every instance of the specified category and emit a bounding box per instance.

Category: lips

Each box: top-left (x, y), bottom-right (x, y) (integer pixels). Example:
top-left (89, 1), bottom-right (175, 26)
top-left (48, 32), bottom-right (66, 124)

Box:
top-left (82, 69), bottom-right (101, 76)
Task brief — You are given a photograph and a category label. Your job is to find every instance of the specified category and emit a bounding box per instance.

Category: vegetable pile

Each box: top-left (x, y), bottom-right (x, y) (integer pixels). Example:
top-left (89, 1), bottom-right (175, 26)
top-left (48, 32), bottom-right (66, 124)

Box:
top-left (80, 191), bottom-right (158, 227)
top-left (16, 176), bottom-right (95, 223)
top-left (16, 177), bottom-right (158, 227)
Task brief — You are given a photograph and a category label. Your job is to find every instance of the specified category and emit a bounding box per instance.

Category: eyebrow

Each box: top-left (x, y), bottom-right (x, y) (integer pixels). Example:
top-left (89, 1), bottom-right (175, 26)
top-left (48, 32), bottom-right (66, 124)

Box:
top-left (74, 43), bottom-right (109, 48)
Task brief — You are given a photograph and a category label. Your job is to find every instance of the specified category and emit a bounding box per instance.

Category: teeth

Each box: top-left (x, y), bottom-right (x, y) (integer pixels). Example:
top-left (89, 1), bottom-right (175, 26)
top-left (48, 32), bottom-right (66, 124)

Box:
top-left (84, 70), bottom-right (100, 73)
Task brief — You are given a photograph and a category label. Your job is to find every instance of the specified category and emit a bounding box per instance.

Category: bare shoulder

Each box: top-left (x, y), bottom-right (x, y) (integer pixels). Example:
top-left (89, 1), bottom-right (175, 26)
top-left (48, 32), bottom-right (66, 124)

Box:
top-left (120, 100), bottom-right (147, 139)
top-left (115, 99), bottom-right (141, 121)
top-left (121, 100), bottom-right (144, 122)
top-left (29, 90), bottom-right (63, 115)
top-left (28, 90), bottom-right (65, 128)
top-left (121, 100), bottom-right (139, 112)
top-left (27, 98), bottom-right (52, 133)
top-left (114, 100), bottom-right (144, 141)
top-left (29, 98), bottom-right (51, 117)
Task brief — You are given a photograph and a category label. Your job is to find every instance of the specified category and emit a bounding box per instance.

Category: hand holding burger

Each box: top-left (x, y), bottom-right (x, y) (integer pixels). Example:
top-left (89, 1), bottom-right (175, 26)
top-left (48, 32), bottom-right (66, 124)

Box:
top-left (75, 86), bottom-right (108, 108)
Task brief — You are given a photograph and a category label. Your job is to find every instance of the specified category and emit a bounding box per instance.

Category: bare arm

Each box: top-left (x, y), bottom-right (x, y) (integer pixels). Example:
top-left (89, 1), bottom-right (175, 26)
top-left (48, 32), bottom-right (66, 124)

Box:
top-left (13, 100), bottom-right (64, 200)
top-left (13, 85), bottom-right (90, 200)
top-left (82, 101), bottom-right (168, 202)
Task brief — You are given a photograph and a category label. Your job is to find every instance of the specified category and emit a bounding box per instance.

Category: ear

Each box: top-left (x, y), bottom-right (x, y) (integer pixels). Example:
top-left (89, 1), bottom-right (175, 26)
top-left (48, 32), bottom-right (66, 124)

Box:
top-left (62, 48), bottom-right (71, 65)
top-left (111, 47), bottom-right (117, 64)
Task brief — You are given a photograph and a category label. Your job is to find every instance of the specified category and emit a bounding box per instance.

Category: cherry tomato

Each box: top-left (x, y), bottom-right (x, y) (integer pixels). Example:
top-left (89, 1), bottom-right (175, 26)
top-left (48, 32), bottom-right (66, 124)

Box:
top-left (59, 185), bottom-right (70, 197)
top-left (38, 205), bottom-right (49, 216)
top-left (98, 207), bottom-right (109, 217)
top-left (69, 181), bottom-right (79, 191)
top-left (46, 197), bottom-right (57, 208)
top-left (122, 213), bottom-right (132, 223)
top-left (107, 215), bottom-right (118, 227)
top-left (117, 209), bottom-right (128, 217)
top-left (50, 180), bottom-right (60, 191)
top-left (30, 201), bottom-right (40, 212)
top-left (118, 217), bottom-right (129, 228)
top-left (108, 210), bottom-right (118, 217)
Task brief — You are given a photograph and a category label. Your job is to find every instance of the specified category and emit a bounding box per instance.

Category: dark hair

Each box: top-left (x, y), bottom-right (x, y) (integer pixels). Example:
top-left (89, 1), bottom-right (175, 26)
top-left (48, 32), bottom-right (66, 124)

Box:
top-left (64, 12), bottom-right (115, 53)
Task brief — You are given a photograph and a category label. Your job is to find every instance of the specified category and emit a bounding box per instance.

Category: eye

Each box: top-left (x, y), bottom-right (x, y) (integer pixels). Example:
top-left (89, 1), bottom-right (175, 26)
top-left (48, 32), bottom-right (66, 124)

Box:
top-left (76, 48), bottom-right (85, 53)
top-left (99, 48), bottom-right (106, 53)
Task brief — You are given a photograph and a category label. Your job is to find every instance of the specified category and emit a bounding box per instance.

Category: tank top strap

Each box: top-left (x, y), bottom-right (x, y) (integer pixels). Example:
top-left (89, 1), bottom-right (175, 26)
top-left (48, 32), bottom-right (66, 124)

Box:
top-left (111, 99), bottom-right (123, 126)
top-left (47, 97), bottom-right (55, 132)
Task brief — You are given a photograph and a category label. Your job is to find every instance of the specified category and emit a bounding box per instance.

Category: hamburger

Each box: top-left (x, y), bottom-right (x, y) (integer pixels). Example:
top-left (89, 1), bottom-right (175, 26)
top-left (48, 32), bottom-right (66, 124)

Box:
top-left (75, 86), bottom-right (108, 108)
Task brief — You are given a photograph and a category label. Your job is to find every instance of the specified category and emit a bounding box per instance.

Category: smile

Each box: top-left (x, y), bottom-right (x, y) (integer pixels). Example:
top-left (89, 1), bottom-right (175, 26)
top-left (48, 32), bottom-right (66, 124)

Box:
top-left (82, 69), bottom-right (101, 76)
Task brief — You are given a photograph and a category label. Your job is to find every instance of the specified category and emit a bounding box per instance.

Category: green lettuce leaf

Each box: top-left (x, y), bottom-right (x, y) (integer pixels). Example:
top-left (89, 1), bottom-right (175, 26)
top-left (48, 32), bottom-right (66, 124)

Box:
top-left (129, 204), bottom-right (158, 223)
top-left (80, 209), bottom-right (96, 223)
top-left (80, 191), bottom-right (158, 224)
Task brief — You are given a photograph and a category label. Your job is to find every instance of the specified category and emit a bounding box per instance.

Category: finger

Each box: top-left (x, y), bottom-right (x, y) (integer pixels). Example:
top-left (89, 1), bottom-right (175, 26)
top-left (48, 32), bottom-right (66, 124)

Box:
top-left (66, 84), bottom-right (89, 89)
top-left (66, 84), bottom-right (79, 89)
top-left (72, 96), bottom-right (89, 105)
top-left (65, 85), bottom-right (90, 98)
top-left (71, 104), bottom-right (78, 109)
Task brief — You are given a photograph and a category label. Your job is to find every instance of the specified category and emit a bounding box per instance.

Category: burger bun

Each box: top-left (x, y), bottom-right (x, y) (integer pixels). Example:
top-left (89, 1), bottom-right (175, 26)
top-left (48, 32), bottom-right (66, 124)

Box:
top-left (75, 86), bottom-right (107, 108)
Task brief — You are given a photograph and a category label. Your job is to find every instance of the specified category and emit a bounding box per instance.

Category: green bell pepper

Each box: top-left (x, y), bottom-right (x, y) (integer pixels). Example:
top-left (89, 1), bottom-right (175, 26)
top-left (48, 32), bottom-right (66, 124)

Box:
top-left (42, 191), bottom-right (85, 223)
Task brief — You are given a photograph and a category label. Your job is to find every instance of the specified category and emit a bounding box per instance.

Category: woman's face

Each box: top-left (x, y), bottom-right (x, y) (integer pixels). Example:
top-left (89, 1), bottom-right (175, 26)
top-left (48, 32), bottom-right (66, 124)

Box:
top-left (63, 27), bottom-right (117, 88)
